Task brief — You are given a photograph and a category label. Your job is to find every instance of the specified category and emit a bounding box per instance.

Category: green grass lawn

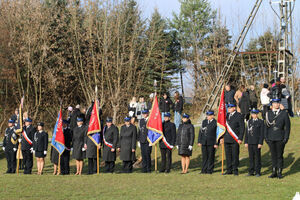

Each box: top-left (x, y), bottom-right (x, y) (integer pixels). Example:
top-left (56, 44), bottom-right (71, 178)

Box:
top-left (0, 118), bottom-right (299, 200)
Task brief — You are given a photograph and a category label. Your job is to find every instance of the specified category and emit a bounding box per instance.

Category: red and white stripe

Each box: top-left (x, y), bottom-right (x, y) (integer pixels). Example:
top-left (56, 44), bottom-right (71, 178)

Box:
top-left (226, 122), bottom-right (239, 143)
top-left (103, 135), bottom-right (113, 148)
top-left (22, 130), bottom-right (32, 146)
top-left (162, 137), bottom-right (173, 150)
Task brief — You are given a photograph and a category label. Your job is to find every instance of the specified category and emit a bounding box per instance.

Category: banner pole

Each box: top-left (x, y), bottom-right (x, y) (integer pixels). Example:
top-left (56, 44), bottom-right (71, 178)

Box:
top-left (16, 143), bottom-right (21, 174)
top-left (221, 143), bottom-right (224, 174)
top-left (155, 143), bottom-right (157, 172)
top-left (97, 145), bottom-right (99, 174)
top-left (58, 154), bottom-right (61, 175)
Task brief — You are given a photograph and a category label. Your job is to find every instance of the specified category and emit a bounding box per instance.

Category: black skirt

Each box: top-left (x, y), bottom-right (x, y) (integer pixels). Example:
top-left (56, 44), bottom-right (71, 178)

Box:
top-left (50, 147), bottom-right (59, 165)
top-left (178, 145), bottom-right (192, 157)
top-left (35, 151), bottom-right (46, 158)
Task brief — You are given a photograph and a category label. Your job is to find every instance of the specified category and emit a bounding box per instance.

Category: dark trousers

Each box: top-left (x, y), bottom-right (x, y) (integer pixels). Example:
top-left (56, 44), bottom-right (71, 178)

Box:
top-left (247, 144), bottom-right (261, 174)
top-left (22, 150), bottom-right (33, 174)
top-left (122, 161), bottom-right (133, 173)
top-left (88, 158), bottom-right (97, 174)
top-left (225, 143), bottom-right (240, 173)
top-left (201, 145), bottom-right (215, 173)
top-left (262, 105), bottom-right (269, 120)
top-left (5, 151), bottom-right (16, 173)
top-left (241, 113), bottom-right (250, 121)
top-left (141, 143), bottom-right (152, 172)
top-left (250, 102), bottom-right (258, 110)
top-left (61, 151), bottom-right (70, 175)
top-left (268, 141), bottom-right (285, 168)
top-left (104, 161), bottom-right (115, 173)
top-left (160, 148), bottom-right (172, 172)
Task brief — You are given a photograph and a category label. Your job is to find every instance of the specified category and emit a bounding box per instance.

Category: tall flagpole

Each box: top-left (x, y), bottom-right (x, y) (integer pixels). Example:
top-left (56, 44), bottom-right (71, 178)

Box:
top-left (57, 98), bottom-right (63, 175)
top-left (16, 95), bottom-right (24, 175)
top-left (95, 86), bottom-right (100, 175)
top-left (154, 80), bottom-right (158, 172)
top-left (221, 143), bottom-right (224, 174)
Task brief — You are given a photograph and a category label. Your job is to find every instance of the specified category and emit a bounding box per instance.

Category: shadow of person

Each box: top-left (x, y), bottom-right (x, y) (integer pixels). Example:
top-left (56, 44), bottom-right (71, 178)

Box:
top-left (285, 157), bottom-right (300, 177)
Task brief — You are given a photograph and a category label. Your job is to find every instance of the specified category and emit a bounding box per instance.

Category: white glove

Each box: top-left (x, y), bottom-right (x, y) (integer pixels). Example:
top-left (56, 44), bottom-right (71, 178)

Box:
top-left (82, 148), bottom-right (86, 152)
top-left (137, 142), bottom-right (141, 148)
top-left (188, 145), bottom-right (193, 151)
top-left (71, 148), bottom-right (73, 152)
top-left (176, 145), bottom-right (179, 149)
top-left (18, 138), bottom-right (22, 143)
top-left (30, 148), bottom-right (33, 153)
top-left (13, 148), bottom-right (17, 152)
top-left (44, 151), bottom-right (47, 155)
top-left (2, 147), bottom-right (5, 151)
top-left (33, 150), bottom-right (35, 154)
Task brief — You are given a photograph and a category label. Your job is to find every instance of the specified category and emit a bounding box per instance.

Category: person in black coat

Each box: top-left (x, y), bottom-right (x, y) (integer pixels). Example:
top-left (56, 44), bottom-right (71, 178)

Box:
top-left (70, 105), bottom-right (82, 131)
top-left (138, 109), bottom-right (152, 173)
top-left (221, 103), bottom-right (244, 176)
top-left (159, 113), bottom-right (176, 173)
top-left (159, 92), bottom-right (173, 122)
top-left (198, 110), bottom-right (218, 174)
top-left (103, 117), bottom-right (119, 173)
top-left (265, 99), bottom-right (291, 179)
top-left (176, 113), bottom-right (195, 174)
top-left (244, 109), bottom-right (264, 177)
top-left (118, 117), bottom-right (137, 173)
top-left (21, 117), bottom-right (36, 174)
top-left (3, 119), bottom-right (18, 173)
top-left (33, 122), bottom-right (48, 175)
top-left (61, 120), bottom-right (72, 175)
top-left (50, 145), bottom-right (59, 175)
top-left (225, 84), bottom-right (236, 110)
top-left (72, 117), bottom-right (87, 175)
top-left (239, 86), bottom-right (251, 121)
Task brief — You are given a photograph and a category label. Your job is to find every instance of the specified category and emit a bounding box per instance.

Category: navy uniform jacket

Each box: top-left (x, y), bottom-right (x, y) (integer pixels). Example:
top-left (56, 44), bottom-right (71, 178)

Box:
top-left (224, 111), bottom-right (245, 143)
top-left (103, 124), bottom-right (119, 162)
top-left (21, 125), bottom-right (36, 151)
top-left (3, 127), bottom-right (18, 151)
top-left (138, 118), bottom-right (149, 144)
top-left (245, 118), bottom-right (264, 145)
top-left (119, 124), bottom-right (137, 161)
top-left (63, 127), bottom-right (73, 150)
top-left (33, 131), bottom-right (48, 152)
top-left (159, 121), bottom-right (176, 149)
top-left (198, 119), bottom-right (217, 145)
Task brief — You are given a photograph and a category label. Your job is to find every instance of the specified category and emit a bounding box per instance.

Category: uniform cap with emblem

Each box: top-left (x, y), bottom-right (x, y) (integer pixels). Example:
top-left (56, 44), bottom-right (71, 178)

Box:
top-left (250, 109), bottom-right (260, 114)
top-left (206, 110), bottom-right (214, 116)
top-left (25, 117), bottom-right (32, 122)
top-left (76, 117), bottom-right (84, 122)
top-left (182, 113), bottom-right (190, 119)
top-left (63, 119), bottom-right (70, 124)
top-left (8, 119), bottom-right (15, 123)
top-left (37, 122), bottom-right (44, 127)
top-left (164, 112), bottom-right (171, 117)
top-left (271, 98), bottom-right (281, 103)
top-left (106, 117), bottom-right (113, 123)
top-left (124, 116), bottom-right (131, 122)
top-left (142, 109), bottom-right (149, 114)
top-left (227, 103), bottom-right (236, 108)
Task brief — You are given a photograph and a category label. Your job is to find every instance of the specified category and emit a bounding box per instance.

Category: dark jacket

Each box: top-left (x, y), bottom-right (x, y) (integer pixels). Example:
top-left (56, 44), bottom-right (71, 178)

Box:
top-left (3, 127), bottom-right (18, 151)
top-left (103, 124), bottom-right (119, 162)
top-left (268, 84), bottom-right (282, 100)
top-left (248, 90), bottom-right (258, 104)
top-left (33, 131), bottom-right (48, 152)
top-left (70, 108), bottom-right (82, 130)
top-left (224, 112), bottom-right (245, 143)
top-left (225, 89), bottom-right (236, 104)
top-left (245, 119), bottom-right (264, 145)
top-left (159, 121), bottom-right (176, 149)
top-left (264, 110), bottom-right (290, 142)
top-left (72, 125), bottom-right (87, 160)
top-left (176, 120), bottom-right (195, 156)
top-left (119, 124), bottom-right (137, 161)
top-left (21, 125), bottom-right (36, 150)
top-left (63, 127), bottom-right (73, 150)
top-left (198, 119), bottom-right (217, 145)
top-left (174, 96), bottom-right (184, 113)
top-left (85, 133), bottom-right (100, 159)
top-left (159, 97), bottom-right (173, 112)
top-left (138, 118), bottom-right (149, 144)
top-left (239, 91), bottom-right (250, 114)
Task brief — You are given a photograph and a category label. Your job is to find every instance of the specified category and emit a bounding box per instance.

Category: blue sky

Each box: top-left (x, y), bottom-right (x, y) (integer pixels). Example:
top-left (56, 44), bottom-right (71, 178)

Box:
top-left (136, 0), bottom-right (300, 96)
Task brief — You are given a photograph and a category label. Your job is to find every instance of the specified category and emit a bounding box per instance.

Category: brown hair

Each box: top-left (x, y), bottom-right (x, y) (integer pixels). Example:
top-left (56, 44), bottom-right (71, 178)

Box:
top-left (174, 91), bottom-right (180, 101)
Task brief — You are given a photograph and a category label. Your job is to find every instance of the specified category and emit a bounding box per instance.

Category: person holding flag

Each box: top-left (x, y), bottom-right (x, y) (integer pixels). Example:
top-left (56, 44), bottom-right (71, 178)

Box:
top-left (221, 103), bottom-right (245, 176)
top-left (198, 110), bottom-right (218, 174)
top-left (176, 113), bottom-right (195, 174)
top-left (61, 120), bottom-right (72, 175)
top-left (3, 119), bottom-right (18, 173)
top-left (159, 112), bottom-right (176, 173)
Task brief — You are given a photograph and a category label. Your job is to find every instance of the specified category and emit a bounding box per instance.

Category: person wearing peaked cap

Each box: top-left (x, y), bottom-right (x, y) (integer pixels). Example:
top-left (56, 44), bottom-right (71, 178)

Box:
top-left (33, 122), bottom-right (48, 175)
top-left (176, 113), bottom-right (195, 174)
top-left (245, 109), bottom-right (264, 177)
top-left (265, 97), bottom-right (290, 179)
top-left (60, 119), bottom-right (73, 175)
top-left (21, 117), bottom-right (36, 174)
top-left (106, 117), bottom-right (113, 123)
top-left (142, 109), bottom-right (149, 114)
top-left (69, 105), bottom-right (83, 131)
top-left (198, 110), bottom-right (218, 174)
top-left (3, 119), bottom-right (18, 173)
top-left (118, 117), bottom-right (137, 173)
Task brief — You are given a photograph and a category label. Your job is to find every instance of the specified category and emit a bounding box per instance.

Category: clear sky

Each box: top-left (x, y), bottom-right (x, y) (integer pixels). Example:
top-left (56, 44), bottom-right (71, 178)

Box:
top-left (136, 0), bottom-right (300, 96)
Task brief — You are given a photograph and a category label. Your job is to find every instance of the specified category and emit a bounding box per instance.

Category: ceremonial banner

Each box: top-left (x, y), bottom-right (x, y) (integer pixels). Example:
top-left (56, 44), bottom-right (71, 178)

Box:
top-left (216, 89), bottom-right (226, 142)
top-left (87, 100), bottom-right (101, 145)
top-left (51, 108), bottom-right (65, 155)
top-left (15, 96), bottom-right (24, 134)
top-left (147, 95), bottom-right (163, 145)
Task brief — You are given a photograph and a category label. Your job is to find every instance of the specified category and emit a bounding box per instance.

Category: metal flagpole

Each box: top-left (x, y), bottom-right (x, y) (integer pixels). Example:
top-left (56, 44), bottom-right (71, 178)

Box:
top-left (154, 80), bottom-right (158, 172)
top-left (221, 143), bottom-right (224, 174)
top-left (95, 86), bottom-right (100, 175)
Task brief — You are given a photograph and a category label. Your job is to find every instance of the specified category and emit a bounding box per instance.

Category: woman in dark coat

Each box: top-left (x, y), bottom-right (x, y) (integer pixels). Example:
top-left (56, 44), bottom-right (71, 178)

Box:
top-left (72, 117), bottom-right (87, 175)
top-left (33, 122), bottom-right (48, 175)
top-left (103, 117), bottom-right (119, 173)
top-left (176, 113), bottom-right (194, 174)
top-left (85, 132), bottom-right (100, 175)
top-left (50, 146), bottom-right (59, 175)
top-left (238, 85), bottom-right (251, 121)
top-left (117, 117), bottom-right (137, 173)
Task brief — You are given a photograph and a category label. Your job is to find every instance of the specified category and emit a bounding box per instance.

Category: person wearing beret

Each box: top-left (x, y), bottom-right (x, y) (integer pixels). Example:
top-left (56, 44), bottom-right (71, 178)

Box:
top-left (138, 109), bottom-right (152, 173)
top-left (159, 112), bottom-right (176, 173)
top-left (244, 109), bottom-right (264, 177)
top-left (33, 122), bottom-right (48, 175)
top-left (20, 117), bottom-right (36, 174)
top-left (198, 110), bottom-right (218, 174)
top-left (102, 117), bottom-right (119, 173)
top-left (72, 117), bottom-right (87, 175)
top-left (265, 99), bottom-right (290, 179)
top-left (60, 120), bottom-right (73, 175)
top-left (176, 113), bottom-right (195, 174)
top-left (3, 119), bottom-right (18, 173)
top-left (118, 117), bottom-right (137, 173)
top-left (220, 103), bottom-right (244, 176)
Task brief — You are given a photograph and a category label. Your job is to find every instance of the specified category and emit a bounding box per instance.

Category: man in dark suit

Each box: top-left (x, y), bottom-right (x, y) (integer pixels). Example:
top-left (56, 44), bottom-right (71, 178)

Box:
top-left (3, 119), bottom-right (18, 173)
top-left (265, 99), bottom-right (290, 179)
top-left (245, 109), bottom-right (264, 177)
top-left (198, 110), bottom-right (218, 174)
top-left (159, 112), bottom-right (176, 173)
top-left (60, 120), bottom-right (72, 175)
top-left (221, 103), bottom-right (245, 176)
top-left (138, 109), bottom-right (152, 173)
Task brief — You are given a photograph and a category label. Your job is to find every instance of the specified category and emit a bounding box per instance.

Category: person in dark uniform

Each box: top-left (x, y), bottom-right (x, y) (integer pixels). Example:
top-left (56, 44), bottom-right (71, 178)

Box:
top-left (85, 125), bottom-right (100, 175)
top-left (118, 117), bottom-right (137, 173)
top-left (265, 99), bottom-right (290, 179)
top-left (21, 117), bottom-right (36, 174)
top-left (61, 120), bottom-right (72, 175)
top-left (244, 109), bottom-right (264, 177)
top-left (72, 117), bottom-right (86, 175)
top-left (3, 119), bottom-right (18, 173)
top-left (176, 113), bottom-right (195, 174)
top-left (102, 117), bottom-right (119, 173)
top-left (198, 110), bottom-right (218, 174)
top-left (138, 109), bottom-right (152, 173)
top-left (221, 103), bottom-right (244, 176)
top-left (33, 122), bottom-right (48, 175)
top-left (159, 112), bottom-right (176, 173)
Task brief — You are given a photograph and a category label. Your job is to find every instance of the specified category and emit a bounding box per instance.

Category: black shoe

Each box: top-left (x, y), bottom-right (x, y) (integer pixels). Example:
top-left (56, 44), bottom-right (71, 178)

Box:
top-left (246, 173), bottom-right (254, 176)
top-left (159, 170), bottom-right (165, 173)
top-left (222, 171), bottom-right (232, 175)
top-left (268, 168), bottom-right (277, 178)
top-left (234, 171), bottom-right (239, 176)
top-left (165, 170), bottom-right (170, 173)
top-left (277, 168), bottom-right (284, 179)
top-left (255, 173), bottom-right (261, 177)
